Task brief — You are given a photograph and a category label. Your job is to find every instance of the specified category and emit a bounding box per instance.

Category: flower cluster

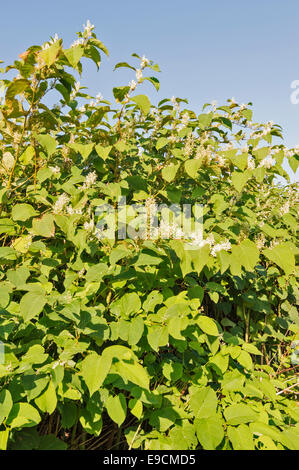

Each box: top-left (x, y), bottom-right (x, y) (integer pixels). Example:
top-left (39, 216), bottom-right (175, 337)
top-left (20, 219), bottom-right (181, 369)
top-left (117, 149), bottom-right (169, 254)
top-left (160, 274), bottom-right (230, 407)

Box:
top-left (53, 193), bottom-right (70, 214)
top-left (67, 206), bottom-right (83, 215)
top-left (49, 166), bottom-right (60, 174)
top-left (210, 240), bottom-right (232, 257)
top-left (136, 69), bottom-right (143, 82)
top-left (71, 37), bottom-right (84, 48)
top-left (83, 20), bottom-right (94, 39)
top-left (83, 220), bottom-right (94, 232)
top-left (184, 133), bottom-right (195, 157)
top-left (140, 55), bottom-right (149, 69)
top-left (82, 171), bottom-right (97, 189)
top-left (247, 156), bottom-right (255, 170)
top-left (259, 156), bottom-right (276, 169)
top-left (171, 96), bottom-right (180, 113)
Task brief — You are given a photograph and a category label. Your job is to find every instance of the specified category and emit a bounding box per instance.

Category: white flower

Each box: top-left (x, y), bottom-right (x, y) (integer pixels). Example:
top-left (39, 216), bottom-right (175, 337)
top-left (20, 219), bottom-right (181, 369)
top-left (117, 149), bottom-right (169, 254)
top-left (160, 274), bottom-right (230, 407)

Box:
top-left (49, 166), bottom-right (60, 174)
top-left (84, 220), bottom-right (94, 232)
top-left (190, 232), bottom-right (214, 248)
top-left (67, 206), bottom-right (82, 215)
top-left (169, 134), bottom-right (177, 143)
top-left (211, 240), bottom-right (231, 257)
top-left (49, 33), bottom-right (59, 44)
top-left (136, 69), bottom-right (143, 82)
top-left (53, 193), bottom-right (70, 214)
top-left (183, 133), bottom-right (195, 157)
top-left (255, 233), bottom-right (266, 250)
top-left (181, 112), bottom-right (189, 127)
top-left (83, 19), bottom-right (94, 39)
top-left (171, 96), bottom-right (180, 112)
top-left (140, 55), bottom-right (149, 69)
top-left (79, 105), bottom-right (86, 113)
top-left (247, 156), bottom-right (255, 170)
top-left (96, 92), bottom-right (103, 103)
top-left (83, 171), bottom-right (97, 189)
top-left (71, 37), bottom-right (84, 48)
top-left (280, 201), bottom-right (290, 215)
top-left (78, 268), bottom-right (86, 278)
top-left (216, 155), bottom-right (226, 167)
top-left (24, 235), bottom-right (33, 250)
top-left (269, 239), bottom-right (279, 250)
top-left (259, 156), bottom-right (275, 169)
top-left (129, 80), bottom-right (137, 91)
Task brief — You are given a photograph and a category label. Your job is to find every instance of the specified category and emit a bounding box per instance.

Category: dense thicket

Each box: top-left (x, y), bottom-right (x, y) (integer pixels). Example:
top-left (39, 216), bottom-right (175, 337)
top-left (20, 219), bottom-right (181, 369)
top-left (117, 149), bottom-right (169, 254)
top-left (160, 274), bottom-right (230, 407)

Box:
top-left (0, 23), bottom-right (298, 450)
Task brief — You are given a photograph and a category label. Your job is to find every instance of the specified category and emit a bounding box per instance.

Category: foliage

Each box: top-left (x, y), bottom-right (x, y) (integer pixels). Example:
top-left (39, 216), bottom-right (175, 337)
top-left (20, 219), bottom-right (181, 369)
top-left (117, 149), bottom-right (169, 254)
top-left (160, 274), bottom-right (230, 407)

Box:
top-left (0, 23), bottom-right (298, 450)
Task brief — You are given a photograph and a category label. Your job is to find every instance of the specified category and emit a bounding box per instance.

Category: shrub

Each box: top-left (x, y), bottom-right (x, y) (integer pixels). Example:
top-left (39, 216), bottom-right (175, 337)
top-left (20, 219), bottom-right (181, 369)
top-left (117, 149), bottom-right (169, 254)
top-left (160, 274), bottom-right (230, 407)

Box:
top-left (0, 22), bottom-right (298, 450)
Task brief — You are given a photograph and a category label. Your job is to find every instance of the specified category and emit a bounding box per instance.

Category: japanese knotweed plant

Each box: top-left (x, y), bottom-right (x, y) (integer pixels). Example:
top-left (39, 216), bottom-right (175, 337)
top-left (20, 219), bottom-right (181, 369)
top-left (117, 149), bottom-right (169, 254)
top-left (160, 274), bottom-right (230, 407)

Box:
top-left (0, 21), bottom-right (298, 451)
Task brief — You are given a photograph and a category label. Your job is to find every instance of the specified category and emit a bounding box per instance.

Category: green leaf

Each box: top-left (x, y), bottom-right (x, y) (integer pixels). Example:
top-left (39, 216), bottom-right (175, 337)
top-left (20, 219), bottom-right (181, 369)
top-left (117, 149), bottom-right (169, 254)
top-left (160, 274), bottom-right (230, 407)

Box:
top-left (113, 86), bottom-right (130, 102)
top-left (0, 390), bottom-right (13, 425)
top-left (105, 394), bottom-right (127, 426)
top-left (185, 159), bottom-right (201, 178)
top-left (230, 239), bottom-right (259, 275)
top-left (196, 416), bottom-right (224, 450)
top-left (95, 144), bottom-right (112, 160)
top-left (6, 402), bottom-right (41, 429)
top-left (81, 353), bottom-right (112, 396)
top-left (231, 170), bottom-right (250, 192)
top-left (161, 163), bottom-right (180, 182)
top-left (6, 79), bottom-right (30, 101)
top-left (32, 213), bottom-right (55, 237)
top-left (147, 325), bottom-right (168, 351)
top-left (237, 350), bottom-right (253, 370)
top-left (224, 403), bottom-right (257, 425)
top-left (20, 146), bottom-right (35, 165)
top-left (0, 428), bottom-right (9, 450)
top-left (12, 203), bottom-right (38, 221)
top-left (23, 374), bottom-right (49, 401)
top-left (114, 360), bottom-right (149, 389)
top-left (34, 381), bottom-right (57, 414)
top-left (129, 399), bottom-right (143, 419)
top-left (227, 424), bottom-right (255, 450)
top-left (189, 387), bottom-right (217, 418)
top-left (20, 291), bottom-right (46, 322)
top-left (64, 46), bottom-right (84, 68)
top-left (68, 143), bottom-right (94, 161)
top-left (37, 134), bottom-right (57, 156)
top-left (156, 137), bottom-right (168, 150)
top-left (197, 315), bottom-right (219, 336)
top-left (39, 41), bottom-right (61, 66)
top-left (162, 360), bottom-right (183, 381)
top-left (263, 243), bottom-right (295, 275)
top-left (131, 94), bottom-right (151, 115)
top-left (128, 317), bottom-right (144, 345)
top-left (110, 293), bottom-right (141, 318)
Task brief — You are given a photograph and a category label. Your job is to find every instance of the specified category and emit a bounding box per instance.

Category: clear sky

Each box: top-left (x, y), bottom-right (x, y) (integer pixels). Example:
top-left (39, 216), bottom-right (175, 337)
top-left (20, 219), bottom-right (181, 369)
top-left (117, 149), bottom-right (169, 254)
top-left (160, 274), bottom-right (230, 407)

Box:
top-left (1, 0), bottom-right (298, 182)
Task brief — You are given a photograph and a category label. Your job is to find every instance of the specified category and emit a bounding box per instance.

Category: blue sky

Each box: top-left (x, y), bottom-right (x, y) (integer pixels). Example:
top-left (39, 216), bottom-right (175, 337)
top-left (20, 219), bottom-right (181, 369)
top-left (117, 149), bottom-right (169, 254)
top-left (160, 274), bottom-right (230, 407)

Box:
top-left (1, 0), bottom-right (298, 181)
